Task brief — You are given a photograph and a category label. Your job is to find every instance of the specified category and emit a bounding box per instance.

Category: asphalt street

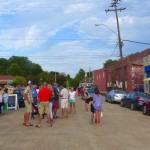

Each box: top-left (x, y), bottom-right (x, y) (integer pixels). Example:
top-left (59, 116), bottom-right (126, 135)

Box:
top-left (0, 96), bottom-right (150, 150)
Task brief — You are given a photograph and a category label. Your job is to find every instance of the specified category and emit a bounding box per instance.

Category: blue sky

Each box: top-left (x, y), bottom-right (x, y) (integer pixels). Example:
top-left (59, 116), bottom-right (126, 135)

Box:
top-left (0, 0), bottom-right (150, 77)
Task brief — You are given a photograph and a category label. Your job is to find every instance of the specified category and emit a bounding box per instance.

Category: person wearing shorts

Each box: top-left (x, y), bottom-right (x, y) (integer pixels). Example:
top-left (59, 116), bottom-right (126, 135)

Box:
top-left (60, 84), bottom-right (69, 118)
top-left (92, 87), bottom-right (103, 126)
top-left (23, 81), bottom-right (33, 127)
top-left (52, 83), bottom-right (59, 118)
top-left (35, 82), bottom-right (52, 128)
top-left (69, 87), bottom-right (76, 113)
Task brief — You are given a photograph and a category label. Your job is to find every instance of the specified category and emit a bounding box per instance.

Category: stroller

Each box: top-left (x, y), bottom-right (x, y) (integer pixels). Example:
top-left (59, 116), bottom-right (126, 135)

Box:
top-left (31, 103), bottom-right (39, 119)
top-left (31, 103), bottom-right (46, 119)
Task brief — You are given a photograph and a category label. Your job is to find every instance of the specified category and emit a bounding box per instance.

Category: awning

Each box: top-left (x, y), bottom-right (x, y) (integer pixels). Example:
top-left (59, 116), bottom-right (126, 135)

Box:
top-left (143, 78), bottom-right (150, 81)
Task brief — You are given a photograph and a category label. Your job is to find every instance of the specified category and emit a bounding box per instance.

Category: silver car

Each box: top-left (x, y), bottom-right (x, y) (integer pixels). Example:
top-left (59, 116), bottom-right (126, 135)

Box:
top-left (106, 90), bottom-right (126, 103)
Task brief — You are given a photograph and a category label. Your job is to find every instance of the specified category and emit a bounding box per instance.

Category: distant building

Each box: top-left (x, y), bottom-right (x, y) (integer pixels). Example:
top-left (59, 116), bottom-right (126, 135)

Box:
top-left (79, 73), bottom-right (93, 87)
top-left (106, 48), bottom-right (150, 92)
top-left (93, 48), bottom-right (150, 92)
top-left (0, 75), bottom-right (15, 87)
top-left (93, 69), bottom-right (107, 92)
top-left (143, 55), bottom-right (150, 94)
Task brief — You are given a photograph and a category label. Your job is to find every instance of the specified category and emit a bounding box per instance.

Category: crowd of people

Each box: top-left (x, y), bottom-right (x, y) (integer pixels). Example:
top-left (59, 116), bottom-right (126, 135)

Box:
top-left (23, 81), bottom-right (78, 128)
top-left (0, 81), bottom-right (103, 127)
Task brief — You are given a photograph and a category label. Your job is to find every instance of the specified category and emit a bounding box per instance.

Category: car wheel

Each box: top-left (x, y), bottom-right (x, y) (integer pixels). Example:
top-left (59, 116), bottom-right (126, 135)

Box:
top-left (131, 102), bottom-right (135, 110)
top-left (120, 101), bottom-right (124, 107)
top-left (110, 98), bottom-right (113, 104)
top-left (143, 105), bottom-right (148, 115)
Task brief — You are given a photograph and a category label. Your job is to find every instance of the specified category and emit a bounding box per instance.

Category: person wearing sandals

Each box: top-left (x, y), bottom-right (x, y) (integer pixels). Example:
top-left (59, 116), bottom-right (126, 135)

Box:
top-left (92, 87), bottom-right (103, 126)
top-left (69, 87), bottom-right (76, 113)
top-left (23, 81), bottom-right (34, 126)
top-left (35, 82), bottom-right (53, 128)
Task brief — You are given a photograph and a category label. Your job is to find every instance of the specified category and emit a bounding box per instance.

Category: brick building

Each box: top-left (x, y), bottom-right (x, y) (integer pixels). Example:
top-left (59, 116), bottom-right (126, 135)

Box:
top-left (0, 75), bottom-right (15, 87)
top-left (93, 69), bottom-right (107, 92)
top-left (107, 48), bottom-right (150, 92)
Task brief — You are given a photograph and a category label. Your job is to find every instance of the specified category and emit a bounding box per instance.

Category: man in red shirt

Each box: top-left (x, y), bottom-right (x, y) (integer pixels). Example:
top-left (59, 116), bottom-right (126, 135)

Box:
top-left (35, 82), bottom-right (52, 128)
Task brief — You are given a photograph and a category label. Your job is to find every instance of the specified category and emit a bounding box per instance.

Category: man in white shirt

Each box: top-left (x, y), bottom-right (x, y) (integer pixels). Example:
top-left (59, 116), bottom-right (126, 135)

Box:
top-left (60, 84), bottom-right (69, 118)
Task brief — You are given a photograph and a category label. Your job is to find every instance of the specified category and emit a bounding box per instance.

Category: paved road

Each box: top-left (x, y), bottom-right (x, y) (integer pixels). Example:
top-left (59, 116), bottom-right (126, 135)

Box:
top-left (0, 96), bottom-right (150, 150)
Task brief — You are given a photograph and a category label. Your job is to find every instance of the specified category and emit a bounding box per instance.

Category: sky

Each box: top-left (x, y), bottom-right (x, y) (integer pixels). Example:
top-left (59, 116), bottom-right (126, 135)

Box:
top-left (0, 0), bottom-right (150, 77)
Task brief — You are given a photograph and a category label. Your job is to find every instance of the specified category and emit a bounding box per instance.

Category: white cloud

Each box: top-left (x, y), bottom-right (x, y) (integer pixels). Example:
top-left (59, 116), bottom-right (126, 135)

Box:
top-left (0, 0), bottom-right (150, 76)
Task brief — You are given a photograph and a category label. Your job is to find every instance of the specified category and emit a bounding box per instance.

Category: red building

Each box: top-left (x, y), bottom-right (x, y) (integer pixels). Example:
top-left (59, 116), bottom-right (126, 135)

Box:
top-left (93, 48), bottom-right (150, 92)
top-left (93, 69), bottom-right (107, 92)
top-left (107, 48), bottom-right (150, 92)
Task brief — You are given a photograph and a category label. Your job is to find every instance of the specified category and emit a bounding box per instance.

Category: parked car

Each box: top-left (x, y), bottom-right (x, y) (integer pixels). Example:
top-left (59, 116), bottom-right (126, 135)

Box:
top-left (106, 90), bottom-right (126, 103)
top-left (143, 100), bottom-right (150, 115)
top-left (87, 87), bottom-right (95, 97)
top-left (13, 89), bottom-right (25, 107)
top-left (120, 92), bottom-right (150, 110)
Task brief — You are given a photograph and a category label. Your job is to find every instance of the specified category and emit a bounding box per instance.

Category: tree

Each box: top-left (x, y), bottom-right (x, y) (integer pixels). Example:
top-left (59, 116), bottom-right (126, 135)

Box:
top-left (75, 69), bottom-right (85, 81)
top-left (7, 63), bottom-right (22, 76)
top-left (103, 59), bottom-right (117, 69)
top-left (39, 71), bottom-right (49, 83)
top-left (0, 58), bottom-right (9, 75)
top-left (13, 76), bottom-right (26, 86)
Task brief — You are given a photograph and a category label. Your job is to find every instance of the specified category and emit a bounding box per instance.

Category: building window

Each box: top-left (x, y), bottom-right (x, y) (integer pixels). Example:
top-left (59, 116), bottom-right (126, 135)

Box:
top-left (147, 72), bottom-right (150, 78)
top-left (99, 74), bottom-right (101, 79)
top-left (103, 72), bottom-right (105, 78)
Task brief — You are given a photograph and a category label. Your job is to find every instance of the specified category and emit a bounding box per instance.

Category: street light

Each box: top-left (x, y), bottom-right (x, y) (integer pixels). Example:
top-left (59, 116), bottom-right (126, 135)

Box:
top-left (95, 24), bottom-right (117, 36)
top-left (95, 23), bottom-right (125, 90)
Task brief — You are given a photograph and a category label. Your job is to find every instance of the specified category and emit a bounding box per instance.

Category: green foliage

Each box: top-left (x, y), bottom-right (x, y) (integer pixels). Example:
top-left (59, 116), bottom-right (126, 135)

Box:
top-left (7, 63), bottom-right (22, 76)
top-left (13, 76), bottom-right (26, 86)
top-left (0, 56), bottom-right (86, 87)
top-left (39, 71), bottom-right (49, 83)
top-left (0, 58), bottom-right (10, 75)
top-left (103, 59), bottom-right (117, 69)
top-left (67, 69), bottom-right (85, 88)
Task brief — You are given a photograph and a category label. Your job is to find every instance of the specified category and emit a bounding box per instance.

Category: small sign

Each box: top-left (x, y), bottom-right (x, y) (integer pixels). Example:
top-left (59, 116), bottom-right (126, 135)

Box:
top-left (8, 94), bottom-right (18, 110)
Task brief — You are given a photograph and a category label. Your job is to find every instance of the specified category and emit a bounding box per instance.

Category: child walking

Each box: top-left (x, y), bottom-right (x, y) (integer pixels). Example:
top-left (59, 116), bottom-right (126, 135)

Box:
top-left (92, 87), bottom-right (103, 126)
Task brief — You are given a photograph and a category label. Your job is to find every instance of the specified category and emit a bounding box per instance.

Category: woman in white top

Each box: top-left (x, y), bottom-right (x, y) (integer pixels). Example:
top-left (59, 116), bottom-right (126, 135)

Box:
top-left (3, 88), bottom-right (9, 113)
top-left (69, 87), bottom-right (76, 113)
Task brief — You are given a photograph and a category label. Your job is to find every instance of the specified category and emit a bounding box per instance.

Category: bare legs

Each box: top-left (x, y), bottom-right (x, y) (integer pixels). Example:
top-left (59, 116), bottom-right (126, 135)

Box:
top-left (70, 103), bottom-right (76, 113)
top-left (95, 110), bottom-right (101, 126)
top-left (84, 102), bottom-right (88, 112)
top-left (23, 112), bottom-right (31, 125)
top-left (62, 108), bottom-right (68, 118)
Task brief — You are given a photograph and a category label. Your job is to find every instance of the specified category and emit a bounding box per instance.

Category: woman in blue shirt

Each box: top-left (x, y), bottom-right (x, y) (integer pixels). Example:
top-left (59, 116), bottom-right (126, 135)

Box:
top-left (93, 87), bottom-right (103, 126)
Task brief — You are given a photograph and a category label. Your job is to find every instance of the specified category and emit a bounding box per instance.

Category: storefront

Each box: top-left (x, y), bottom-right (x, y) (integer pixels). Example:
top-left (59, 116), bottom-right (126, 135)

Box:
top-left (143, 55), bottom-right (150, 94)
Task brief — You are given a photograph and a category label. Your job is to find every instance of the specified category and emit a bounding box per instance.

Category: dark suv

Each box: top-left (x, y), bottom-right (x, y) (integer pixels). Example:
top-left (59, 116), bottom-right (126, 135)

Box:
top-left (13, 89), bottom-right (25, 107)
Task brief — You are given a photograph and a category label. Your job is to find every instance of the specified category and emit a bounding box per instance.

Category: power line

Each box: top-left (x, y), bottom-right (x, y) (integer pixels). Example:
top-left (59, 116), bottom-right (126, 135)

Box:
top-left (105, 0), bottom-right (126, 90)
top-left (123, 40), bottom-right (150, 46)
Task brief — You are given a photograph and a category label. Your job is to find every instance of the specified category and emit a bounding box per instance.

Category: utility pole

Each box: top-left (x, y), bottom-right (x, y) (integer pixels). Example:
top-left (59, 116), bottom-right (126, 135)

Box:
top-left (105, 0), bottom-right (126, 90)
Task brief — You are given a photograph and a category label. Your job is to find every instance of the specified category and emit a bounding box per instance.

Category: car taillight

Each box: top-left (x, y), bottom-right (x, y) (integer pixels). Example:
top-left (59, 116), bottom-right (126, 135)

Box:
top-left (136, 97), bottom-right (142, 101)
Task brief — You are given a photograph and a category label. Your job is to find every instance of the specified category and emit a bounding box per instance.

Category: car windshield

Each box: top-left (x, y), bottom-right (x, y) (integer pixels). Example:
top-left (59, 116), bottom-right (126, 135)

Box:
top-left (114, 90), bottom-right (126, 94)
top-left (137, 92), bottom-right (150, 98)
top-left (14, 90), bottom-right (24, 95)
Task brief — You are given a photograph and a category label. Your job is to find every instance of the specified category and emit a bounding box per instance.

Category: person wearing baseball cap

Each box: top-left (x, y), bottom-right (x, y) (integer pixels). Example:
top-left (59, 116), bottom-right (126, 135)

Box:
top-left (23, 80), bottom-right (33, 126)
